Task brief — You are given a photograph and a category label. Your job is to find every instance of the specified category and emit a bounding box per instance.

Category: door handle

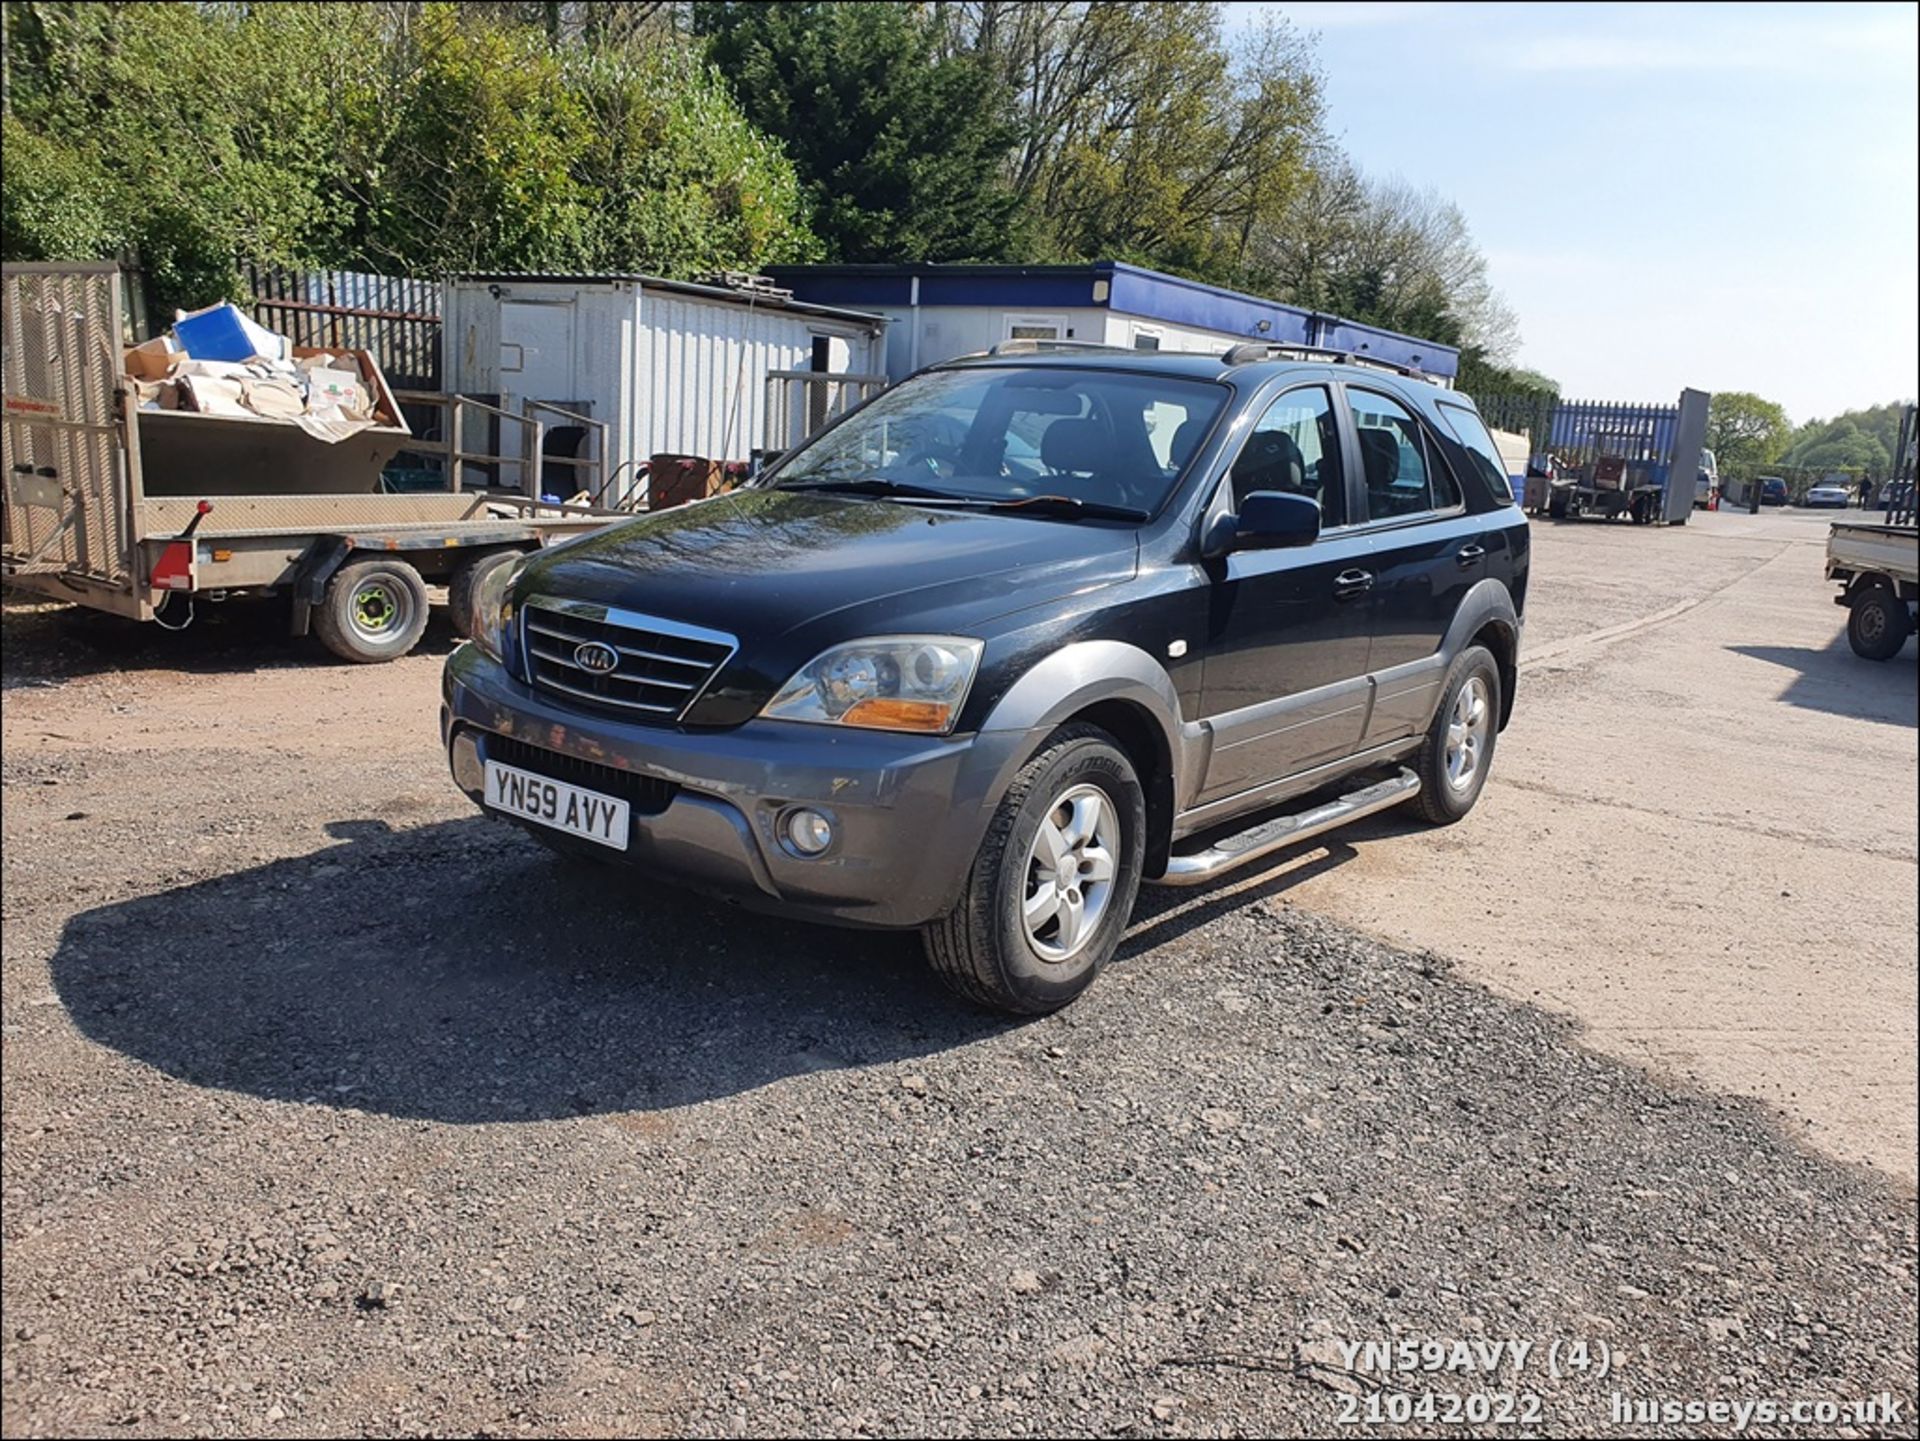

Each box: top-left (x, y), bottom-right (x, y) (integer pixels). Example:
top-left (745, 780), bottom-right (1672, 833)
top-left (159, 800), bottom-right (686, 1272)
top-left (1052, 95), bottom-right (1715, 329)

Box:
top-left (1333, 568), bottom-right (1373, 600)
top-left (1456, 544), bottom-right (1486, 568)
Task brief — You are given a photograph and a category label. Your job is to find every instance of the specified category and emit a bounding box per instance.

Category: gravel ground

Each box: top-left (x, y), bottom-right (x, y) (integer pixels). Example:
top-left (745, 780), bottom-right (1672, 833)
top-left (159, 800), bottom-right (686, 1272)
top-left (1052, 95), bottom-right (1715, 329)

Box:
top-left (1269, 507), bottom-right (1920, 1182)
top-left (3, 600), bottom-right (1917, 1438)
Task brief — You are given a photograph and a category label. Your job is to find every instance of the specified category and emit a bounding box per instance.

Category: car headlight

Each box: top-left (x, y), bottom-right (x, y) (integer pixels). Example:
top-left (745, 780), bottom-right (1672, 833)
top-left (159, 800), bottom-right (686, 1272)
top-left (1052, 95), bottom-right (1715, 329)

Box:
top-left (470, 557), bottom-right (525, 663)
top-left (761, 636), bottom-right (984, 734)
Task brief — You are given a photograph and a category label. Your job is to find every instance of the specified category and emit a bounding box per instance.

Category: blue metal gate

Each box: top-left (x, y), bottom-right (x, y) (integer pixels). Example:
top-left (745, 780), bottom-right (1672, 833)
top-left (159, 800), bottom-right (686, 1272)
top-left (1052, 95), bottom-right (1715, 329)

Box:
top-left (1547, 399), bottom-right (1678, 467)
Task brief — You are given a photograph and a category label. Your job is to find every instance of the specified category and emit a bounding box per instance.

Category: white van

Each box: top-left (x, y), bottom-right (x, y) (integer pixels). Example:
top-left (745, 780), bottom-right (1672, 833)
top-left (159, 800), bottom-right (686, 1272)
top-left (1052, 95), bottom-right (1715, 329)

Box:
top-left (1695, 447), bottom-right (1720, 508)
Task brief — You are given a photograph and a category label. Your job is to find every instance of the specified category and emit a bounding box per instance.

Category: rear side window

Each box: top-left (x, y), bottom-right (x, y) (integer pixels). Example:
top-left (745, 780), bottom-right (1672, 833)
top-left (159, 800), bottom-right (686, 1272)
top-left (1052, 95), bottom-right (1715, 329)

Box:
top-left (1439, 402), bottom-right (1519, 505)
top-left (1348, 389), bottom-right (1458, 521)
top-left (1228, 386), bottom-right (1346, 526)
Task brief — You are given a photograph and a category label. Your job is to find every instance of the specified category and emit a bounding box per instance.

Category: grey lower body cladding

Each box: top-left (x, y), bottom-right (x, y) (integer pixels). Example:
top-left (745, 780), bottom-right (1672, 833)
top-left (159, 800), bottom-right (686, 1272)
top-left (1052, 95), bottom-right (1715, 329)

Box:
top-left (441, 643), bottom-right (1031, 930)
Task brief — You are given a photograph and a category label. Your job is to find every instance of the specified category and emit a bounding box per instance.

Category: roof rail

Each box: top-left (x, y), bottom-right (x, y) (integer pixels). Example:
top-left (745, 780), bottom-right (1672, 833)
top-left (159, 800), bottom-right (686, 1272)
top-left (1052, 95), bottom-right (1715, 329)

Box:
top-left (987, 338), bottom-right (1137, 357)
top-left (1220, 342), bottom-right (1429, 380)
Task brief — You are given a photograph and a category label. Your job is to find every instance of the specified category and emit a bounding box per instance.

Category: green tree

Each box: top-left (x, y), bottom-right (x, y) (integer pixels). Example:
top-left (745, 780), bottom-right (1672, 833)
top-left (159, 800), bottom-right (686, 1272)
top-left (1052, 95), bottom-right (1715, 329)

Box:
top-left (1789, 422), bottom-right (1890, 478)
top-left (363, 5), bottom-right (591, 273)
top-left (695, 1), bottom-right (1023, 262)
top-left (3, 1), bottom-right (381, 312)
top-left (1251, 160), bottom-right (1515, 363)
top-left (562, 44), bottom-right (816, 275)
top-left (1780, 402), bottom-right (1910, 480)
top-left (1457, 352), bottom-right (1556, 404)
top-left (3, 2), bottom-right (816, 309)
top-left (1705, 391), bottom-right (1792, 472)
top-left (935, 2), bottom-right (1322, 282)
top-left (355, 6), bottom-right (815, 276)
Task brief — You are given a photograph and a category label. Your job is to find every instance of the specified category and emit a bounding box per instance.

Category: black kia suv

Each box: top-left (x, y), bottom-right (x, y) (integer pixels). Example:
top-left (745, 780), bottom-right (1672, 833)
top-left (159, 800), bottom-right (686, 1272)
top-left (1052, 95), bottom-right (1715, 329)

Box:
top-left (443, 342), bottom-right (1530, 1013)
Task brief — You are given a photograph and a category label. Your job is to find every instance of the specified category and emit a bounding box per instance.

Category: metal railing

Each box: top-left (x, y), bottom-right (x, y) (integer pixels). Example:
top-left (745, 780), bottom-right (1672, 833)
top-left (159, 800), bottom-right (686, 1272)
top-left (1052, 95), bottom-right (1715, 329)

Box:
top-left (763, 370), bottom-right (889, 455)
top-left (245, 263), bottom-right (442, 391)
top-left (391, 391), bottom-right (612, 505)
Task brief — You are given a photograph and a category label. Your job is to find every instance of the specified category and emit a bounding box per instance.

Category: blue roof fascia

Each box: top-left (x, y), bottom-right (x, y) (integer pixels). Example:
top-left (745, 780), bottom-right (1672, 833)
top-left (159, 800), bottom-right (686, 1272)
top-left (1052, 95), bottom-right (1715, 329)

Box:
top-left (765, 261), bottom-right (1462, 378)
top-left (1103, 262), bottom-right (1313, 345)
top-left (1312, 313), bottom-right (1460, 379)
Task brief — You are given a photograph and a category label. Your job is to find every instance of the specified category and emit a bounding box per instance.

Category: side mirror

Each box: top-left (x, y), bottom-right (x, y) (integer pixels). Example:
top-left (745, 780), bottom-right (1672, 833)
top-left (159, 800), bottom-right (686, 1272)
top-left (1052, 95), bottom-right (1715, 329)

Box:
top-left (1207, 490), bottom-right (1321, 556)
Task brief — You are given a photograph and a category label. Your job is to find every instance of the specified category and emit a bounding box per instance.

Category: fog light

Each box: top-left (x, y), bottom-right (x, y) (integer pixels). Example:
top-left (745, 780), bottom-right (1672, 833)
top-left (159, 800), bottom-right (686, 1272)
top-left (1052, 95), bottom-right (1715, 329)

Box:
top-left (450, 730), bottom-right (484, 794)
top-left (784, 807), bottom-right (834, 856)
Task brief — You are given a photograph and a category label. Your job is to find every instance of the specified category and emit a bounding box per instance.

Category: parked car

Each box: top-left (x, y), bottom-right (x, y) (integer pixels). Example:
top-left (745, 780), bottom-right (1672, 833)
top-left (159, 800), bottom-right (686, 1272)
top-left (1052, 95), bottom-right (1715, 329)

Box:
top-left (442, 344), bottom-right (1529, 1014)
top-left (1802, 482), bottom-right (1851, 509)
top-left (1881, 480), bottom-right (1915, 513)
top-left (1760, 476), bottom-right (1790, 506)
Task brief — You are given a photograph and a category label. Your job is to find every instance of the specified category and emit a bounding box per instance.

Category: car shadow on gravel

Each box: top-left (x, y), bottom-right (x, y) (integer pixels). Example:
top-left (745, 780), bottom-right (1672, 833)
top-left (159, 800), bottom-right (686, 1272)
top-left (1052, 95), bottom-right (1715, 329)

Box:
top-left (48, 816), bottom-right (1023, 1122)
top-left (1121, 841), bottom-right (1359, 954)
top-left (0, 596), bottom-right (461, 689)
top-left (1729, 634), bottom-right (1919, 727)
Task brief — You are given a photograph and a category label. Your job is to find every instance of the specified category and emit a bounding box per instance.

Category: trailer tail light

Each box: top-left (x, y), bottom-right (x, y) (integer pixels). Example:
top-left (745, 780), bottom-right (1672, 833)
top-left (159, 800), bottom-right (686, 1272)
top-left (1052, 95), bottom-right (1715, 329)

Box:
top-left (150, 500), bottom-right (213, 592)
top-left (150, 541), bottom-right (194, 591)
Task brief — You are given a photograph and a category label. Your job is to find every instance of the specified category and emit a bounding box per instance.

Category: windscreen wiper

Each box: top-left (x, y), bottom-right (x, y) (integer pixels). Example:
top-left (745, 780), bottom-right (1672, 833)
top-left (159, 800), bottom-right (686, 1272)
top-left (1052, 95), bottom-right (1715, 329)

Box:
top-left (987, 493), bottom-right (1150, 521)
top-left (775, 475), bottom-right (982, 504)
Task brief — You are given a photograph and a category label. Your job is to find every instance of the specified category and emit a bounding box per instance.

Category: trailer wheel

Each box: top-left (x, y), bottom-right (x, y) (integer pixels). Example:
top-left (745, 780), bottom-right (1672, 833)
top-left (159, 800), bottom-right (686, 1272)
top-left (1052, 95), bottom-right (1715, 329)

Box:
top-left (314, 557), bottom-right (430, 663)
top-left (1547, 489), bottom-right (1571, 520)
top-left (1847, 583), bottom-right (1911, 661)
top-left (449, 550), bottom-right (524, 639)
top-left (1630, 494), bottom-right (1655, 525)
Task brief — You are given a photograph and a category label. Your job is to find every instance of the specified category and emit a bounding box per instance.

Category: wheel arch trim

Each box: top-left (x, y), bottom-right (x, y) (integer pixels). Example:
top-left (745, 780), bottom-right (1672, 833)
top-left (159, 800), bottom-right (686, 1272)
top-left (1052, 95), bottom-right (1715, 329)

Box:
top-left (975, 639), bottom-right (1194, 868)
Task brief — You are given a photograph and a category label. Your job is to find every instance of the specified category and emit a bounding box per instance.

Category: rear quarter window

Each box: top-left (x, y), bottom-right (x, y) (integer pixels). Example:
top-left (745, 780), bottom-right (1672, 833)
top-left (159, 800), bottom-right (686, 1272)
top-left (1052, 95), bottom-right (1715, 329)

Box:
top-left (1438, 402), bottom-right (1520, 505)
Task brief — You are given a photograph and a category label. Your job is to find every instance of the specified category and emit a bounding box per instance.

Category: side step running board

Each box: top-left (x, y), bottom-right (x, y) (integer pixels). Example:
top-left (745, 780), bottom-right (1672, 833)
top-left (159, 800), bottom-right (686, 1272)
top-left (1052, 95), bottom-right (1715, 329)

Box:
top-left (1149, 769), bottom-right (1421, 887)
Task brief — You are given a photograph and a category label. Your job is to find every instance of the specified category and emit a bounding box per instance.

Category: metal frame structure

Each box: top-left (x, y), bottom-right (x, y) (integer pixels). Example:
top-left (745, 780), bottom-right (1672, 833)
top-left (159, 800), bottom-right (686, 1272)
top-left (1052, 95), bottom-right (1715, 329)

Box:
top-left (392, 390), bottom-right (611, 504)
top-left (762, 369), bottom-right (890, 456)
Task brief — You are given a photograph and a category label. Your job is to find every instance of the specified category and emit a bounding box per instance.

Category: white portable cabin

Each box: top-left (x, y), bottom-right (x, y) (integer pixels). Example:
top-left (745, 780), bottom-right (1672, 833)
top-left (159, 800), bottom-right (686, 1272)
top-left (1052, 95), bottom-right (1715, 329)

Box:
top-left (442, 273), bottom-right (887, 498)
top-left (766, 262), bottom-right (1461, 385)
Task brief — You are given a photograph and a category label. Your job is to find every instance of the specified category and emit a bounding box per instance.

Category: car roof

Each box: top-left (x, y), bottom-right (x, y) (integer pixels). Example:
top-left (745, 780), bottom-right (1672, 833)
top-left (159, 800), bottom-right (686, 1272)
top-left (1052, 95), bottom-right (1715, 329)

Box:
top-left (933, 345), bottom-right (1458, 404)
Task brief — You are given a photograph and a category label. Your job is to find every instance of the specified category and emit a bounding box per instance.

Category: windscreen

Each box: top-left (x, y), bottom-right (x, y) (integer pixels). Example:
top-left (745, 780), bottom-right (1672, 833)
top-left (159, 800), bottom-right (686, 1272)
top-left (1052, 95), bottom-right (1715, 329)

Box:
top-left (768, 366), bottom-right (1230, 515)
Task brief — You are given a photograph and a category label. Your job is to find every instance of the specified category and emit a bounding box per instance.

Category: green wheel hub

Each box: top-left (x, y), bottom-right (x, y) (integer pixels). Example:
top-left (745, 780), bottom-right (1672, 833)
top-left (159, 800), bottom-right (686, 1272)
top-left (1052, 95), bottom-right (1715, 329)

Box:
top-left (350, 578), bottom-right (407, 638)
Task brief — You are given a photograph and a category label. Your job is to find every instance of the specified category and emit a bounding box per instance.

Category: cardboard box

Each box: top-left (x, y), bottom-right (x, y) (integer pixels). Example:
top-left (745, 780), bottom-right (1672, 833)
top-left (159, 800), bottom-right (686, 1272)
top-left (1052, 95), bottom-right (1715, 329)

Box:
top-left (175, 372), bottom-right (250, 417)
top-left (124, 335), bottom-right (184, 381)
top-left (241, 374), bottom-right (306, 419)
top-left (304, 366), bottom-right (368, 415)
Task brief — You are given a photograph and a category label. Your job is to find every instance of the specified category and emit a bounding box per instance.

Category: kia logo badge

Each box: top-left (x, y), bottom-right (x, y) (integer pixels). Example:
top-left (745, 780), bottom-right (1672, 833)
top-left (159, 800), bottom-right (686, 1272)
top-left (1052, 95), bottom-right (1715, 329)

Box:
top-left (573, 640), bottom-right (620, 674)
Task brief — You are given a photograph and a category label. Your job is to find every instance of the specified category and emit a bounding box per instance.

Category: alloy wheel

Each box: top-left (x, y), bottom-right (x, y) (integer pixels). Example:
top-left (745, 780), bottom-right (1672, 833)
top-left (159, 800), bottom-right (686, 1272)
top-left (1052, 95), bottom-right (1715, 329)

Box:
top-left (1022, 784), bottom-right (1121, 963)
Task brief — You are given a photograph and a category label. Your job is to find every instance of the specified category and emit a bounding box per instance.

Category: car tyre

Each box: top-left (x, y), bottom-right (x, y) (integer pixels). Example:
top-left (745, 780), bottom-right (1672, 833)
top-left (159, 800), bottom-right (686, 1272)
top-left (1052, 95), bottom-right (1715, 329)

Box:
top-left (1847, 584), bottom-right (1911, 661)
top-left (449, 550), bottom-right (522, 639)
top-left (314, 557), bottom-right (430, 663)
top-left (923, 724), bottom-right (1144, 1015)
top-left (1410, 644), bottom-right (1501, 825)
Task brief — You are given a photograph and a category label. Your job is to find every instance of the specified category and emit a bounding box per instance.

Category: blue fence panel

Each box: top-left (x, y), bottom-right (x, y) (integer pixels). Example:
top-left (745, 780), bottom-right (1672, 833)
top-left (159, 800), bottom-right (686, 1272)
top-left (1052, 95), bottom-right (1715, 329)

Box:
top-left (1547, 399), bottom-right (1678, 464)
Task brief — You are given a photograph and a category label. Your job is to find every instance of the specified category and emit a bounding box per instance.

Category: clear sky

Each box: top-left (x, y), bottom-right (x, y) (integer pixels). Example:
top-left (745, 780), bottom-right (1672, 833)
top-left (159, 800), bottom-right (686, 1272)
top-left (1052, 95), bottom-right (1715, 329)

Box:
top-left (1231, 2), bottom-right (1918, 422)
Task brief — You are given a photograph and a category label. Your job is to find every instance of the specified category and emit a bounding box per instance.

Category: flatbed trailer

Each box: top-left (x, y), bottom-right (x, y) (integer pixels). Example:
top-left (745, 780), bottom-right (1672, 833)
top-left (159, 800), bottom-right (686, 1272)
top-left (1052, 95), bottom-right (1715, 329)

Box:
top-left (3, 261), bottom-right (620, 662)
top-left (1544, 455), bottom-right (1672, 525)
top-left (1825, 405), bottom-right (1919, 660)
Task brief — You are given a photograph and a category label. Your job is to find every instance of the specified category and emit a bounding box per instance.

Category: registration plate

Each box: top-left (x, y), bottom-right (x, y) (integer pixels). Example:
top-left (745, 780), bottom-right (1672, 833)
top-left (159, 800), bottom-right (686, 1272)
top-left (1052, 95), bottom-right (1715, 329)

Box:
top-left (484, 760), bottom-right (630, 851)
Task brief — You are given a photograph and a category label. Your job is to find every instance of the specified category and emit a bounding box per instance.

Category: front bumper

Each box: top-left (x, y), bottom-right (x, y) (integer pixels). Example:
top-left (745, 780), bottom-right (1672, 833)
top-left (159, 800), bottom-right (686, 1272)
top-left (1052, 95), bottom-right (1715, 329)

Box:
top-left (441, 643), bottom-right (1030, 929)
